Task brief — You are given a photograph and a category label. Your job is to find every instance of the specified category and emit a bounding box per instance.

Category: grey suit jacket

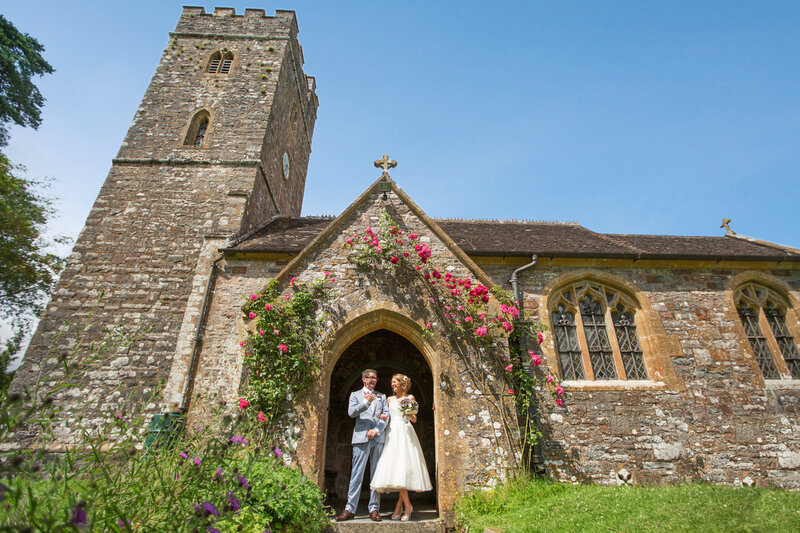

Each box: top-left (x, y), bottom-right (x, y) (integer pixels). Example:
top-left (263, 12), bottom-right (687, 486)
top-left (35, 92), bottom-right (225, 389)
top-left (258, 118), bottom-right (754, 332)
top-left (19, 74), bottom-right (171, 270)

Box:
top-left (348, 389), bottom-right (389, 444)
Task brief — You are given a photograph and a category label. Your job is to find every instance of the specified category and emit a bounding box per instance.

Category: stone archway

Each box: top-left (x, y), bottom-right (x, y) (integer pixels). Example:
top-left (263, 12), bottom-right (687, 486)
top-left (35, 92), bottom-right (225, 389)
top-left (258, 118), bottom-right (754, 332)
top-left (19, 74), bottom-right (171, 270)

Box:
top-left (323, 329), bottom-right (437, 511)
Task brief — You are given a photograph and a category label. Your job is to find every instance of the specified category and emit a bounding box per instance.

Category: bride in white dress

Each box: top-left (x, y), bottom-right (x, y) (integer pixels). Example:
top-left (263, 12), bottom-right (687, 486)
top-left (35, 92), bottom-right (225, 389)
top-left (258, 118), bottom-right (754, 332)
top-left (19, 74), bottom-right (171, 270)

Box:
top-left (370, 374), bottom-right (432, 521)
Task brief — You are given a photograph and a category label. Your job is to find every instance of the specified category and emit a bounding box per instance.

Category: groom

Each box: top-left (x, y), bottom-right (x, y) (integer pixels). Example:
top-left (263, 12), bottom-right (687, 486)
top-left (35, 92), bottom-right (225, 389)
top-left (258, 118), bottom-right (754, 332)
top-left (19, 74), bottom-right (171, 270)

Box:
top-left (335, 368), bottom-right (390, 522)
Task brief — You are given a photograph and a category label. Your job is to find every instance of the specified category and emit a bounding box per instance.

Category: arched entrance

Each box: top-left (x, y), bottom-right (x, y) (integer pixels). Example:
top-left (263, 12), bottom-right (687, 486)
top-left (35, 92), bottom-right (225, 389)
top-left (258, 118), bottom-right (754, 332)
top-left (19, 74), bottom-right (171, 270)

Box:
top-left (324, 329), bottom-right (437, 513)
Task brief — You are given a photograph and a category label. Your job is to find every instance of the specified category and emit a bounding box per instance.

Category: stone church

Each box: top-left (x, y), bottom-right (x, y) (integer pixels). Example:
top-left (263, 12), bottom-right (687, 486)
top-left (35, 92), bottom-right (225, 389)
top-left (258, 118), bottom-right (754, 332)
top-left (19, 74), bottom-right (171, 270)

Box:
top-left (12, 6), bottom-right (800, 528)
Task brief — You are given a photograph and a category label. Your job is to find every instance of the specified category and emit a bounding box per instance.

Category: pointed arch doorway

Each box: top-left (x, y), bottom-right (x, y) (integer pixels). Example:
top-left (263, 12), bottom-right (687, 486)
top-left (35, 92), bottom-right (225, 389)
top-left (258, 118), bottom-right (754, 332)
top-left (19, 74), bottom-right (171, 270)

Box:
top-left (324, 329), bottom-right (437, 515)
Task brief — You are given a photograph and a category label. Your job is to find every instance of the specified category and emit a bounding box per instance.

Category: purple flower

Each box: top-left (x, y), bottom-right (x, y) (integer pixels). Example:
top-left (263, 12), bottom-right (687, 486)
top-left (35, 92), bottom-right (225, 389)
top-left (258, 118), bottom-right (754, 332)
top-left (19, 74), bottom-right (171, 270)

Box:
top-left (237, 473), bottom-right (250, 489)
top-left (229, 435), bottom-right (248, 446)
top-left (274, 447), bottom-right (283, 458)
top-left (193, 457), bottom-right (201, 466)
top-left (118, 518), bottom-right (131, 528)
top-left (226, 491), bottom-right (241, 512)
top-left (179, 452), bottom-right (188, 461)
top-left (193, 501), bottom-right (219, 518)
top-left (206, 528), bottom-right (221, 533)
top-left (70, 503), bottom-right (88, 526)
top-left (215, 467), bottom-right (223, 479)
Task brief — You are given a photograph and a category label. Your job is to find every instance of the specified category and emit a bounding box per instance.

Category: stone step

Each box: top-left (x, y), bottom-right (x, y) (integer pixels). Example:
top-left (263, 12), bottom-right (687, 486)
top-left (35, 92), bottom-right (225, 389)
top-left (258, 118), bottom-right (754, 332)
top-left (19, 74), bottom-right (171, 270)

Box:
top-left (326, 507), bottom-right (442, 533)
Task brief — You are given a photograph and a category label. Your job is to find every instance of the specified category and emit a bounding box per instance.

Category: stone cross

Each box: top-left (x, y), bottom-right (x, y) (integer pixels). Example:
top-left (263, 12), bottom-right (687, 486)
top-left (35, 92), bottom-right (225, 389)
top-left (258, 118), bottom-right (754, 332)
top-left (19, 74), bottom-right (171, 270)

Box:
top-left (720, 217), bottom-right (734, 234)
top-left (374, 154), bottom-right (397, 176)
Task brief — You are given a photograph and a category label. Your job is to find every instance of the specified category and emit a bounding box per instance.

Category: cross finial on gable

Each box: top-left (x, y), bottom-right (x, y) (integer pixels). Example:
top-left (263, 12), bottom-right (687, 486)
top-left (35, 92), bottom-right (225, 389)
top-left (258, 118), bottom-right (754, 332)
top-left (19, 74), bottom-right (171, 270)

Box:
top-left (374, 153), bottom-right (397, 177)
top-left (720, 217), bottom-right (735, 235)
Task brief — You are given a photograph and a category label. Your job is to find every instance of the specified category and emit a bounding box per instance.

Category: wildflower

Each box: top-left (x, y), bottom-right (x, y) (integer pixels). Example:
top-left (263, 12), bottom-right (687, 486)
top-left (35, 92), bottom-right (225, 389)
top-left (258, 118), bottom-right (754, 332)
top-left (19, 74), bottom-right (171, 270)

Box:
top-left (265, 303), bottom-right (273, 311)
top-left (118, 518), bottom-right (132, 527)
top-left (193, 457), bottom-right (201, 466)
top-left (250, 294), bottom-right (258, 301)
top-left (257, 411), bottom-right (267, 422)
top-left (115, 412), bottom-right (122, 420)
top-left (179, 452), bottom-right (188, 461)
top-left (70, 502), bottom-right (88, 527)
top-left (475, 326), bottom-right (488, 337)
top-left (207, 528), bottom-right (221, 533)
top-left (215, 467), bottom-right (224, 479)
top-left (238, 398), bottom-right (249, 409)
top-left (237, 473), bottom-right (250, 489)
top-left (194, 502), bottom-right (220, 518)
top-left (275, 447), bottom-right (283, 458)
top-left (278, 344), bottom-right (288, 353)
top-left (537, 331), bottom-right (544, 345)
top-left (555, 386), bottom-right (565, 395)
top-left (546, 375), bottom-right (554, 383)
top-left (248, 311), bottom-right (256, 319)
top-left (226, 491), bottom-right (241, 512)
top-left (505, 364), bottom-right (513, 372)
top-left (230, 435), bottom-right (248, 446)
top-left (556, 398), bottom-right (565, 407)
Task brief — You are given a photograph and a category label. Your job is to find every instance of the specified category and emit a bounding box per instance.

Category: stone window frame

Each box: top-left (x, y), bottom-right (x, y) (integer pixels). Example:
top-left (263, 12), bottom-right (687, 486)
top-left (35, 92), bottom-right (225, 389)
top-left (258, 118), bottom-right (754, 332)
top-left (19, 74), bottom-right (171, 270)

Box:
top-left (728, 272), bottom-right (800, 382)
top-left (204, 49), bottom-right (236, 75)
top-left (541, 270), bottom-right (683, 391)
top-left (182, 109), bottom-right (214, 148)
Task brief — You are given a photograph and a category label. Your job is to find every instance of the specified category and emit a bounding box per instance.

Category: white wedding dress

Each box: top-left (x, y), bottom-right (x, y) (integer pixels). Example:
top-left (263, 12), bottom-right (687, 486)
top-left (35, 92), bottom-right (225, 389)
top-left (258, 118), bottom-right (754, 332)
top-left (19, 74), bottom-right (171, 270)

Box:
top-left (371, 396), bottom-right (432, 493)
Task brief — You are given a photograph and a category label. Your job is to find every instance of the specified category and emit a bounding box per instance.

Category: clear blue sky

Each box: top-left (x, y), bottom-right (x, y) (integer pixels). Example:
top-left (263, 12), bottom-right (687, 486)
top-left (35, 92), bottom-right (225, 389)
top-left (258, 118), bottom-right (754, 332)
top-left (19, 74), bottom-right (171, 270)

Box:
top-left (3, 1), bottom-right (800, 249)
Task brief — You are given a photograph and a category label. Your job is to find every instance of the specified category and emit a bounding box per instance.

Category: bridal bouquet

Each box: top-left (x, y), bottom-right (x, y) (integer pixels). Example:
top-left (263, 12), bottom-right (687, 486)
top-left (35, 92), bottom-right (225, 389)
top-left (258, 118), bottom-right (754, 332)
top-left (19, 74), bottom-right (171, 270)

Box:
top-left (398, 397), bottom-right (419, 422)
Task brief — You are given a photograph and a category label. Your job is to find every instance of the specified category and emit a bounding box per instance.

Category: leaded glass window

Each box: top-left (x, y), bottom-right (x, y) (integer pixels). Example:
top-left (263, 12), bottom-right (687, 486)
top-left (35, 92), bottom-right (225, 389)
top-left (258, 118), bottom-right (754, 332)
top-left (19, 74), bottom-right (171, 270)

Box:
top-left (580, 296), bottom-right (616, 379)
top-left (550, 281), bottom-right (650, 382)
top-left (553, 305), bottom-right (584, 380)
top-left (612, 305), bottom-right (648, 380)
top-left (735, 283), bottom-right (800, 380)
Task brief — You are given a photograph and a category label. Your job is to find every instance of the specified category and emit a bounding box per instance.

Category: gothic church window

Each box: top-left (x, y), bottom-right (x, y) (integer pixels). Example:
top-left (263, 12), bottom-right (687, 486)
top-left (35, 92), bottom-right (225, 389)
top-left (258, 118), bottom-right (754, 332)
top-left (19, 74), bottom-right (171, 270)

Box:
top-left (551, 282), bottom-right (649, 381)
top-left (735, 283), bottom-right (800, 379)
top-left (184, 110), bottom-right (210, 147)
top-left (207, 51), bottom-right (234, 74)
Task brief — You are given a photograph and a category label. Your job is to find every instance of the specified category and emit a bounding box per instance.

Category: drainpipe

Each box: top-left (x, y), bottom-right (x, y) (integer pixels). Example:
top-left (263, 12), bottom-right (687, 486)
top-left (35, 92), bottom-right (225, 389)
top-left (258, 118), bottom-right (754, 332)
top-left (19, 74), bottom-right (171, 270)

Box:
top-left (509, 254), bottom-right (537, 307)
top-left (178, 254), bottom-right (225, 412)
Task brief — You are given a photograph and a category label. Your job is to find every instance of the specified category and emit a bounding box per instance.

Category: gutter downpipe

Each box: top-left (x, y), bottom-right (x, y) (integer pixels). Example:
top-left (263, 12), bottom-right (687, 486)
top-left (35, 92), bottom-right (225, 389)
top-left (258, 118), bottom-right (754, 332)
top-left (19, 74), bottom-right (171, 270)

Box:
top-left (178, 254), bottom-right (225, 412)
top-left (510, 254), bottom-right (538, 306)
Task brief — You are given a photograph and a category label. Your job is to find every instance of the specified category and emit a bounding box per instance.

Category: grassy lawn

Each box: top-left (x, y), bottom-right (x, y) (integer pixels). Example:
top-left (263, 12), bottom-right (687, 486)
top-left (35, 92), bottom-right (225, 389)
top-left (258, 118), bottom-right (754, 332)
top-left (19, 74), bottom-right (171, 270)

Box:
top-left (455, 477), bottom-right (800, 532)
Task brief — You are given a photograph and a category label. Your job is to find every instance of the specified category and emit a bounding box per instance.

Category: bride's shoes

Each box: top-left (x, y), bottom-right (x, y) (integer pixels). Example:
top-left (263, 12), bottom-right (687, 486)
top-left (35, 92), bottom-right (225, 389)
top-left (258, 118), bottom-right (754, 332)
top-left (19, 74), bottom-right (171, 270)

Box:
top-left (401, 506), bottom-right (413, 522)
top-left (391, 513), bottom-right (401, 521)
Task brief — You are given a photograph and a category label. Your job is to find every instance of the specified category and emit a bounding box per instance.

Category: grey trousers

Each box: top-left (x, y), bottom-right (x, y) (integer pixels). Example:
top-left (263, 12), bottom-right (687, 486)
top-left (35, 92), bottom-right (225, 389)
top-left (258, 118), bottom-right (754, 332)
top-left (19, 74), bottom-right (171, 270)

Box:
top-left (346, 439), bottom-right (384, 513)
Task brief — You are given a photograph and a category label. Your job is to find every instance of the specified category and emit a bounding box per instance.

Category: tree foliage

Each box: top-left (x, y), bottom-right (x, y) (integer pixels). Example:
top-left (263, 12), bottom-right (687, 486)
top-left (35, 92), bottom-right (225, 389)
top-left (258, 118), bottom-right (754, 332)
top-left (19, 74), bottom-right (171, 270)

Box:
top-left (0, 14), bottom-right (54, 147)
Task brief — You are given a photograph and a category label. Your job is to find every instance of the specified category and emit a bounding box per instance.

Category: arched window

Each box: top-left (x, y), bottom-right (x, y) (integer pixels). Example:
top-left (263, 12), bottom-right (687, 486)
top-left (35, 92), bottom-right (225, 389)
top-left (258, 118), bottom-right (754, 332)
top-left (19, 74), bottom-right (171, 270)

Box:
top-left (735, 283), bottom-right (800, 379)
top-left (207, 50), bottom-right (234, 74)
top-left (551, 281), bottom-right (648, 381)
top-left (184, 110), bottom-right (210, 147)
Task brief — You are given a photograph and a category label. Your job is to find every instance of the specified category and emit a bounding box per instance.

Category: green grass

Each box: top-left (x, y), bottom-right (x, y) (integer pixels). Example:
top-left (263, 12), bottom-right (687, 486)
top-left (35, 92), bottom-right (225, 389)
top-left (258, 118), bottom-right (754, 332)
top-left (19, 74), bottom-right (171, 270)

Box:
top-left (455, 477), bottom-right (800, 532)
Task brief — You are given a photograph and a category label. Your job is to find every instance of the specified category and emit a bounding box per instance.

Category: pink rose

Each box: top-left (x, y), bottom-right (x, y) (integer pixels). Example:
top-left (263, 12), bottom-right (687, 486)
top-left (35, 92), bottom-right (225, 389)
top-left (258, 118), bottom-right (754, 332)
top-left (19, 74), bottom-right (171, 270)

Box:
top-left (408, 233), bottom-right (418, 240)
top-left (465, 316), bottom-right (473, 322)
top-left (502, 321), bottom-right (513, 332)
top-left (404, 252), bottom-right (410, 257)
top-left (555, 386), bottom-right (564, 395)
top-left (390, 256), bottom-right (398, 264)
top-left (376, 246), bottom-right (382, 254)
top-left (238, 340), bottom-right (245, 347)
top-left (537, 331), bottom-right (544, 345)
top-left (426, 323), bottom-right (432, 329)
top-left (290, 276), bottom-right (297, 286)
top-left (475, 326), bottom-right (488, 337)
top-left (345, 238), bottom-right (352, 244)
top-left (365, 227), bottom-right (373, 234)
top-left (284, 294), bottom-right (291, 299)
top-left (238, 398), bottom-right (249, 409)
top-left (416, 266), bottom-right (422, 270)
top-left (556, 398), bottom-right (565, 406)
top-left (507, 388), bottom-right (514, 394)
top-left (505, 364), bottom-right (513, 371)
top-left (258, 330), bottom-right (265, 336)
top-left (265, 303), bottom-right (273, 311)
top-left (546, 375), bottom-right (554, 383)
top-left (273, 329), bottom-right (279, 335)
top-left (257, 411), bottom-right (267, 422)
top-left (531, 355), bottom-right (542, 366)
top-left (278, 344), bottom-right (288, 353)
top-left (248, 312), bottom-right (256, 319)
top-left (250, 294), bottom-right (258, 301)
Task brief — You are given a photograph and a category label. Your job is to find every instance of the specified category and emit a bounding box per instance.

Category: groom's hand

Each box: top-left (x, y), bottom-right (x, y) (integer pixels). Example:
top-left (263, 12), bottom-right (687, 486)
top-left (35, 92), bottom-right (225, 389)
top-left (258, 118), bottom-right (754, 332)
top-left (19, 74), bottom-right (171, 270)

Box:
top-left (366, 429), bottom-right (377, 440)
top-left (365, 392), bottom-right (376, 403)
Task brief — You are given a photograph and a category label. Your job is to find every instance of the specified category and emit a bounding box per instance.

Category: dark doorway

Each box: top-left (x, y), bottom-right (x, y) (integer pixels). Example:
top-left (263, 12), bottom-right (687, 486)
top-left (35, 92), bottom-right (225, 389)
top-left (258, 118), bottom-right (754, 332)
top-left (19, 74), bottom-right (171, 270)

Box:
top-left (324, 329), bottom-right (436, 511)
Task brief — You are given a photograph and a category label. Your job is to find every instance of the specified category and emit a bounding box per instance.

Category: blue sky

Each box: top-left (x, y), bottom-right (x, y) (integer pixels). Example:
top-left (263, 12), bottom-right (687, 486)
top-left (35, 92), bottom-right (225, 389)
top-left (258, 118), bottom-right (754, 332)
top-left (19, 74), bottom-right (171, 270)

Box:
top-left (3, 1), bottom-right (799, 249)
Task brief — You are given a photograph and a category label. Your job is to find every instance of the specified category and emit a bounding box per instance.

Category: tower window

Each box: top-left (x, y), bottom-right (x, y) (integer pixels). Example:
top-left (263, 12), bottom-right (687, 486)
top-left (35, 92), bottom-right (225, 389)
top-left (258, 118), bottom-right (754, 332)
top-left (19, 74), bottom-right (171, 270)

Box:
top-left (550, 281), bottom-right (648, 381)
top-left (207, 51), bottom-right (234, 74)
top-left (184, 110), bottom-right (210, 147)
top-left (735, 283), bottom-right (800, 380)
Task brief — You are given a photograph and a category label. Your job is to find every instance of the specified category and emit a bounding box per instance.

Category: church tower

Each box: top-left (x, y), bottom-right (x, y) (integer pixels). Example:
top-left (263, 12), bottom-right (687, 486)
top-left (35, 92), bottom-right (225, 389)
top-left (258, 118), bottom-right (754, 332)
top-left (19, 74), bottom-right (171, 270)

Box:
top-left (12, 8), bottom-right (317, 433)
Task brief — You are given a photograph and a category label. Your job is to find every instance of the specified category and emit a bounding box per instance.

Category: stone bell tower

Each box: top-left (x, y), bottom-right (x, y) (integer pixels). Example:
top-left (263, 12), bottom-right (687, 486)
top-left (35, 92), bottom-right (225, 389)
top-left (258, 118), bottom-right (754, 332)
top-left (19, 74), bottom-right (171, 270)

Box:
top-left (12, 7), bottom-right (317, 435)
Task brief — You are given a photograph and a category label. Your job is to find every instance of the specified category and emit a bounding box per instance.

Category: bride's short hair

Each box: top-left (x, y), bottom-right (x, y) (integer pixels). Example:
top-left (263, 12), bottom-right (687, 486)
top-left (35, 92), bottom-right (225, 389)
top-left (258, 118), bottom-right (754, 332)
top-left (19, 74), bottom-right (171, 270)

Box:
top-left (392, 373), bottom-right (411, 393)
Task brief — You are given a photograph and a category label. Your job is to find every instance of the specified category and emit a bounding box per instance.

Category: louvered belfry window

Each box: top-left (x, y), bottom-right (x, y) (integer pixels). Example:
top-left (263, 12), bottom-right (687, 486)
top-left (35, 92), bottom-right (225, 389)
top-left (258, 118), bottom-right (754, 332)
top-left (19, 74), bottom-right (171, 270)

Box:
top-left (207, 51), bottom-right (234, 74)
top-left (736, 284), bottom-right (800, 379)
top-left (551, 282), bottom-right (648, 381)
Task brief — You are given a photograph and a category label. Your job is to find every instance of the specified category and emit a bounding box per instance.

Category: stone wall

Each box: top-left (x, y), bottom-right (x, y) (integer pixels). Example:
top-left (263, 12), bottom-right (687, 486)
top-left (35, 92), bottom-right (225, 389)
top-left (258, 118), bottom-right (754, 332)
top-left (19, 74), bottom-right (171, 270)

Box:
top-left (476, 260), bottom-right (800, 489)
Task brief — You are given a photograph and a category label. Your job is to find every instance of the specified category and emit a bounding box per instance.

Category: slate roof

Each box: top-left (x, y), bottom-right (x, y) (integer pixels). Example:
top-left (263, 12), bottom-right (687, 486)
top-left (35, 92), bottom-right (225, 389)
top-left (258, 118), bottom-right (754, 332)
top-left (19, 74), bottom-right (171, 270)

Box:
top-left (226, 216), bottom-right (800, 261)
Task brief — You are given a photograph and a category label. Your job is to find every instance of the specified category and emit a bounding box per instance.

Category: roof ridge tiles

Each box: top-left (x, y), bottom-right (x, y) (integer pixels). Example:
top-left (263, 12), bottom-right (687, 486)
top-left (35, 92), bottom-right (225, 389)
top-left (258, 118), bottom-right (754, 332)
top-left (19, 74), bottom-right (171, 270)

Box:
top-left (434, 217), bottom-right (580, 226)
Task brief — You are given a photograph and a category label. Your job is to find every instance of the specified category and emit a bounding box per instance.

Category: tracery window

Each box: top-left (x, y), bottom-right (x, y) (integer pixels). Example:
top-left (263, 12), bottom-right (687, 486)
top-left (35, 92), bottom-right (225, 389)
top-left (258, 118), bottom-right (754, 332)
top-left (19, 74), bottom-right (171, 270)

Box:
top-left (207, 51), bottom-right (233, 74)
top-left (551, 282), bottom-right (648, 381)
top-left (184, 110), bottom-right (210, 147)
top-left (735, 284), bottom-right (800, 379)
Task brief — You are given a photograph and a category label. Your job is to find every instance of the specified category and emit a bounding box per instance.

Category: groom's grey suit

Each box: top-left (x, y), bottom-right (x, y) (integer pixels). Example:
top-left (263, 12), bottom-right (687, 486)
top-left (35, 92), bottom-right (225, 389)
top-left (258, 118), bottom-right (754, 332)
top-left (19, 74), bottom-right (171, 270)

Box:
top-left (345, 388), bottom-right (390, 514)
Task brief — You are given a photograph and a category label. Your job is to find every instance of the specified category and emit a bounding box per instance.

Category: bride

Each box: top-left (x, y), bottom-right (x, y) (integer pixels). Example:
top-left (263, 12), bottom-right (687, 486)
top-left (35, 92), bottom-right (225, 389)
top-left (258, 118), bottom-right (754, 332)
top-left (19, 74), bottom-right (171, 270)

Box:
top-left (370, 373), bottom-right (432, 521)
